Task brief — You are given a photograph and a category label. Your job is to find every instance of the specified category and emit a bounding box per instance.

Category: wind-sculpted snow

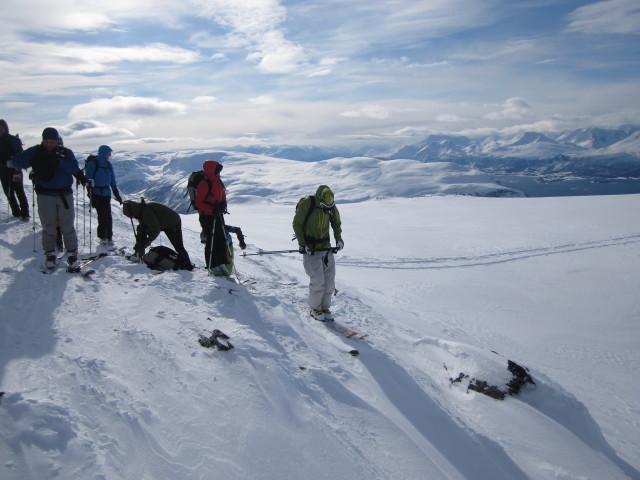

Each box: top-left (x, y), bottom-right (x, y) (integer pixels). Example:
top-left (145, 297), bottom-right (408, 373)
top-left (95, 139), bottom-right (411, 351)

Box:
top-left (1, 185), bottom-right (639, 479)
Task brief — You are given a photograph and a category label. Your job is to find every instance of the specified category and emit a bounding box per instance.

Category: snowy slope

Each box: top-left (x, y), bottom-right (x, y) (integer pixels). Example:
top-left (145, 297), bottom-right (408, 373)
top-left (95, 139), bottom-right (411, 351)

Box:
top-left (1, 177), bottom-right (639, 479)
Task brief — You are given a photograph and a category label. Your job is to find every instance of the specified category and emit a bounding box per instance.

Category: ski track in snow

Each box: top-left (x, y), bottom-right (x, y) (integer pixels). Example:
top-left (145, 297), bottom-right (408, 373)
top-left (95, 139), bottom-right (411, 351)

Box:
top-left (337, 233), bottom-right (640, 270)
top-left (1, 198), bottom-right (639, 479)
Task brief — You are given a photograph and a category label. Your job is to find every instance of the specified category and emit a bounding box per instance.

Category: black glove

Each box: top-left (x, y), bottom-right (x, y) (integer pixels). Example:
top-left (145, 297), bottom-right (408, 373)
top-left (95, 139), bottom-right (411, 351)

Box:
top-left (113, 187), bottom-right (123, 205)
top-left (75, 170), bottom-right (87, 187)
top-left (213, 201), bottom-right (228, 215)
top-left (299, 245), bottom-right (313, 255)
top-left (238, 235), bottom-right (247, 250)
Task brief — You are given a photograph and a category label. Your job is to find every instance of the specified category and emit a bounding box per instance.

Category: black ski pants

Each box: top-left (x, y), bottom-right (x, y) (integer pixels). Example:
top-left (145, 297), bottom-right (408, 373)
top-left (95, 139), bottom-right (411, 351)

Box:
top-left (91, 194), bottom-right (113, 241)
top-left (199, 213), bottom-right (228, 269)
top-left (163, 223), bottom-right (193, 268)
top-left (0, 166), bottom-right (29, 218)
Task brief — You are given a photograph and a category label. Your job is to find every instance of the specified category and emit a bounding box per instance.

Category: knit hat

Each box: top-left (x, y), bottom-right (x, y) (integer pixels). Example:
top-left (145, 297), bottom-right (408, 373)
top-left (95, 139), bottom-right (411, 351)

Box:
top-left (42, 127), bottom-right (59, 141)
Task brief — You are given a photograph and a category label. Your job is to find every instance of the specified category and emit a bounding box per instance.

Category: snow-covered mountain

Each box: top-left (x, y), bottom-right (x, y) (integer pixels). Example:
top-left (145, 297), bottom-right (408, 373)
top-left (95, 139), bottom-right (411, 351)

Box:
top-left (67, 125), bottom-right (640, 205)
top-left (1, 170), bottom-right (639, 479)
top-left (555, 126), bottom-right (637, 150)
top-left (106, 150), bottom-right (524, 212)
top-left (386, 126), bottom-right (640, 178)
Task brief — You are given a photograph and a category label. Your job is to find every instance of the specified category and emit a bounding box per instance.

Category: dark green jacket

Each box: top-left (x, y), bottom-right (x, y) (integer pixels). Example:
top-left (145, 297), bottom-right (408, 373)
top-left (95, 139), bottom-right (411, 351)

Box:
top-left (292, 185), bottom-right (342, 249)
top-left (123, 201), bottom-right (181, 247)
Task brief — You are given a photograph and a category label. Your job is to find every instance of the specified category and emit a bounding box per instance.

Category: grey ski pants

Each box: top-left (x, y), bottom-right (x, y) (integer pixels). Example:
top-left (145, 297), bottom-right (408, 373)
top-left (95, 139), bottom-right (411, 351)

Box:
top-left (37, 193), bottom-right (78, 254)
top-left (303, 251), bottom-right (336, 311)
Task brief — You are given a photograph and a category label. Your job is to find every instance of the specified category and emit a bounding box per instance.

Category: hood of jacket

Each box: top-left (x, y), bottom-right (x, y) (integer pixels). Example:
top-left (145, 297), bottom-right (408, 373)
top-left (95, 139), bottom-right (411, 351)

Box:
top-left (98, 145), bottom-right (112, 160)
top-left (314, 185), bottom-right (334, 208)
top-left (203, 160), bottom-right (222, 179)
top-left (123, 200), bottom-right (142, 219)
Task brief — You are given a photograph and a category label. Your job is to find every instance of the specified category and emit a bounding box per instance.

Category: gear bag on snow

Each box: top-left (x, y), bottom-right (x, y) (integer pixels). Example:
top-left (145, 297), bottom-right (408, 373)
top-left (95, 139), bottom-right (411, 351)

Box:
top-left (142, 245), bottom-right (180, 271)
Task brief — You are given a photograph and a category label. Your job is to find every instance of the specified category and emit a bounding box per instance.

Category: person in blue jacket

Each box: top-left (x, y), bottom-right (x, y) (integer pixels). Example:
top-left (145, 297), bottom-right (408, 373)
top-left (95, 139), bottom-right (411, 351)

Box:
top-left (9, 127), bottom-right (87, 269)
top-left (85, 145), bottom-right (122, 247)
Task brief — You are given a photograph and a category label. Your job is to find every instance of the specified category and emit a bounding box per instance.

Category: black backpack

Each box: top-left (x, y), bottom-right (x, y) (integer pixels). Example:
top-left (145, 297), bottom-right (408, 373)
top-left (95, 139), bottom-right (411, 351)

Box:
top-left (143, 246), bottom-right (180, 271)
top-left (84, 154), bottom-right (112, 179)
top-left (31, 145), bottom-right (61, 182)
top-left (185, 170), bottom-right (210, 212)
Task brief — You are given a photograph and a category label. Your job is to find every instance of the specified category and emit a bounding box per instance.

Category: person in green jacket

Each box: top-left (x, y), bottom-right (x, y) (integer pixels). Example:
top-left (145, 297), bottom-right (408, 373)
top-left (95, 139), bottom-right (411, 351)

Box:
top-left (292, 185), bottom-right (344, 322)
top-left (122, 199), bottom-right (194, 271)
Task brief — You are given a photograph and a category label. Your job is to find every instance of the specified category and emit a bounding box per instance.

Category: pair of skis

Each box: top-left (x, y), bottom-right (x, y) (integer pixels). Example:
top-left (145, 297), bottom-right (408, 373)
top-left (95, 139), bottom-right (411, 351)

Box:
top-left (65, 246), bottom-right (125, 275)
top-left (42, 252), bottom-right (109, 276)
top-left (66, 252), bottom-right (108, 275)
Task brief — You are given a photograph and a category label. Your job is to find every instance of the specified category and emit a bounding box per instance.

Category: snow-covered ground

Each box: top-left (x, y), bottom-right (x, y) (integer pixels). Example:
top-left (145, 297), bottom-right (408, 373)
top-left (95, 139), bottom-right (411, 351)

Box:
top-left (1, 178), bottom-right (639, 479)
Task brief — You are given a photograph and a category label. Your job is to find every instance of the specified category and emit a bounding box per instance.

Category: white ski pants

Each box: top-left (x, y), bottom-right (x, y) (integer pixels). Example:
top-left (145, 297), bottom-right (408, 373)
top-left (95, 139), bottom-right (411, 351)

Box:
top-left (303, 251), bottom-right (335, 311)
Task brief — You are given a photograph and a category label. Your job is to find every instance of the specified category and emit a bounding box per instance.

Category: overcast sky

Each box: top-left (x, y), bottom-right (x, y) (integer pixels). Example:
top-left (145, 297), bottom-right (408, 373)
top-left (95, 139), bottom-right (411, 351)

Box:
top-left (1, 0), bottom-right (639, 152)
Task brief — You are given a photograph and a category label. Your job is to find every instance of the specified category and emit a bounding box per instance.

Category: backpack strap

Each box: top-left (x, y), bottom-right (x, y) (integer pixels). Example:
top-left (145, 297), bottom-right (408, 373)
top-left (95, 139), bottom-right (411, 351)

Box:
top-left (303, 196), bottom-right (315, 230)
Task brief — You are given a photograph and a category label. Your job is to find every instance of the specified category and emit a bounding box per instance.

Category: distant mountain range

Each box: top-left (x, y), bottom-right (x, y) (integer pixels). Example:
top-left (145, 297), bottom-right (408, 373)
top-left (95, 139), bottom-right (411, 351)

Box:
top-left (106, 125), bottom-right (640, 207)
top-left (234, 125), bottom-right (640, 178)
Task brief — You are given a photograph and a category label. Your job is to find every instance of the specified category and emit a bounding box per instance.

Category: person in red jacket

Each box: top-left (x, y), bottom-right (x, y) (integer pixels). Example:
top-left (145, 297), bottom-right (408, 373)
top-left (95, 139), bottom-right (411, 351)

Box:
top-left (195, 160), bottom-right (229, 276)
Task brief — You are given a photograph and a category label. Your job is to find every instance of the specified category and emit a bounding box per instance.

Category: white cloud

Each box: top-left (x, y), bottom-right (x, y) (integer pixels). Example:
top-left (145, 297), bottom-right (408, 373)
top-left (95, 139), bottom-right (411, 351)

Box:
top-left (453, 39), bottom-right (538, 62)
top-left (4, 42), bottom-right (200, 75)
top-left (192, 96), bottom-right (218, 104)
top-left (436, 114), bottom-right (467, 123)
top-left (0, 0), bottom-right (190, 35)
top-left (341, 105), bottom-right (392, 120)
top-left (193, 0), bottom-right (309, 74)
top-left (249, 95), bottom-right (276, 105)
top-left (69, 96), bottom-right (188, 119)
top-left (254, 44), bottom-right (307, 74)
top-left (485, 98), bottom-right (534, 120)
top-left (58, 119), bottom-right (136, 142)
top-left (566, 0), bottom-right (640, 34)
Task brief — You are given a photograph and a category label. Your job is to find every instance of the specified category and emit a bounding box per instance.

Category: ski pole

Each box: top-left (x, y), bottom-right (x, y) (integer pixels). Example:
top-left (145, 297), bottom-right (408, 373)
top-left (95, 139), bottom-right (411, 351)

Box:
top-left (241, 249), bottom-right (299, 256)
top-left (31, 174), bottom-right (36, 252)
top-left (241, 247), bottom-right (338, 257)
top-left (76, 182), bottom-right (79, 241)
top-left (208, 214), bottom-right (217, 275)
top-left (82, 184), bottom-right (86, 246)
top-left (129, 217), bottom-right (141, 262)
top-left (8, 172), bottom-right (14, 216)
top-left (88, 186), bottom-right (92, 254)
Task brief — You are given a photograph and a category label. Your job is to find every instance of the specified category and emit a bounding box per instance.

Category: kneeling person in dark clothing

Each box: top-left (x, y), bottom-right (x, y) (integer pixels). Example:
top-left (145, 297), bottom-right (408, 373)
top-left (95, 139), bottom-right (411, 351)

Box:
top-left (122, 199), bottom-right (194, 271)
